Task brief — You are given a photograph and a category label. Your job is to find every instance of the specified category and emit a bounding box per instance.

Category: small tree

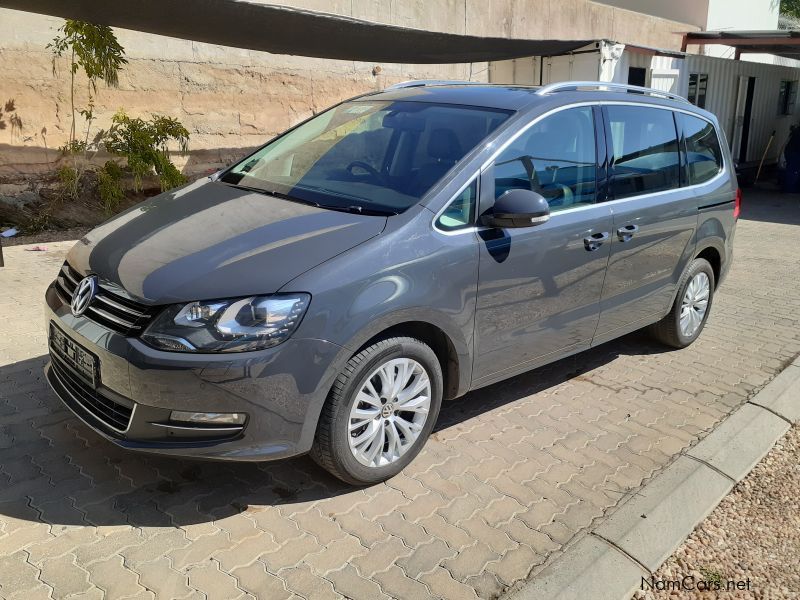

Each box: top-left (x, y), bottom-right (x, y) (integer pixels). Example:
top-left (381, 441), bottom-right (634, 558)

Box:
top-left (104, 110), bottom-right (190, 191)
top-left (48, 20), bottom-right (127, 150)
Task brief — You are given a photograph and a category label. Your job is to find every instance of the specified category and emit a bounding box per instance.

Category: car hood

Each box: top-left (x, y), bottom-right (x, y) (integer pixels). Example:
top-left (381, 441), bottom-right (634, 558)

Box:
top-left (66, 180), bottom-right (387, 304)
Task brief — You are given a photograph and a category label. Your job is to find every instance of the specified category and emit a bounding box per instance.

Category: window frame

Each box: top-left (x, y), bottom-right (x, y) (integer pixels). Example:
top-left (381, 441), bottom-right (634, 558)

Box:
top-left (688, 73), bottom-right (708, 109)
top-left (676, 112), bottom-right (724, 186)
top-left (429, 101), bottom-right (726, 235)
top-left (778, 80), bottom-right (797, 116)
top-left (433, 177), bottom-right (480, 234)
top-left (601, 104), bottom-right (683, 201)
top-left (487, 105), bottom-right (602, 212)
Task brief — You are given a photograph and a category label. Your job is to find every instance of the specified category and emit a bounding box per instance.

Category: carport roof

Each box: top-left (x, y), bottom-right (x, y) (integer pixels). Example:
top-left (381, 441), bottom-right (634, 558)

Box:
top-left (682, 29), bottom-right (800, 60)
top-left (0, 0), bottom-right (593, 63)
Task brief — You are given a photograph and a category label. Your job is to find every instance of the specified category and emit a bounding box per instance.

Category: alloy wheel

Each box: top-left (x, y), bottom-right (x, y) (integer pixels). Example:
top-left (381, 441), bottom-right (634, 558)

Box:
top-left (348, 358), bottom-right (432, 468)
top-left (680, 271), bottom-right (710, 337)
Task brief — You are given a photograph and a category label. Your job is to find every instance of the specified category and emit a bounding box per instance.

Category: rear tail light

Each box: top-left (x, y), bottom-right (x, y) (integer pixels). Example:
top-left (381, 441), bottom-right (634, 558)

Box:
top-left (734, 188), bottom-right (741, 219)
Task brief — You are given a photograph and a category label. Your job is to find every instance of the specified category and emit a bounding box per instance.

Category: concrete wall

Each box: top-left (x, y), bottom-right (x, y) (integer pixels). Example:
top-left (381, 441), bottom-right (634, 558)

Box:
top-left (0, 0), bottom-right (695, 199)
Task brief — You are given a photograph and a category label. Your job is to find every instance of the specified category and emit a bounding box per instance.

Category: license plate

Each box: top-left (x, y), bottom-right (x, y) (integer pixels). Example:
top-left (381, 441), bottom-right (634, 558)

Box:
top-left (49, 323), bottom-right (98, 387)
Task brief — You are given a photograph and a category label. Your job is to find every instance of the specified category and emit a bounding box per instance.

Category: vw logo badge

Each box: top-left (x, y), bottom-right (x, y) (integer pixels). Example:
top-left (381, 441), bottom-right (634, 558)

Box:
top-left (70, 276), bottom-right (97, 317)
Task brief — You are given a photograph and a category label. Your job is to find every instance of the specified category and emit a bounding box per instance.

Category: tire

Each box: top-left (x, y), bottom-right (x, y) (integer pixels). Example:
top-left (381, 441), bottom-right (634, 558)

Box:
top-left (311, 336), bottom-right (443, 485)
top-left (648, 258), bottom-right (715, 349)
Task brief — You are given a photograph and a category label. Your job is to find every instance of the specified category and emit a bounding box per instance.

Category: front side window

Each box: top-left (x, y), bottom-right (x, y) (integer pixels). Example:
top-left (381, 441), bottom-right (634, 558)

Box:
top-left (681, 114), bottom-right (723, 185)
top-left (606, 105), bottom-right (680, 199)
top-left (436, 180), bottom-right (477, 231)
top-left (221, 101), bottom-right (511, 214)
top-left (492, 106), bottom-right (597, 212)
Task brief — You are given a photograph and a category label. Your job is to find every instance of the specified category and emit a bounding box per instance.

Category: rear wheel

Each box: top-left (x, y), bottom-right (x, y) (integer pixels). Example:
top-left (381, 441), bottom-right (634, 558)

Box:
top-left (648, 258), bottom-right (715, 348)
top-left (311, 337), bottom-right (443, 485)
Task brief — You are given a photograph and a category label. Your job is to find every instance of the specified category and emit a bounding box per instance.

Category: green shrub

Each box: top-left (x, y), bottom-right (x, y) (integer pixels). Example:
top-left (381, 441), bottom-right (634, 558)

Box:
top-left (97, 160), bottom-right (124, 214)
top-left (103, 110), bottom-right (189, 192)
top-left (57, 165), bottom-right (80, 201)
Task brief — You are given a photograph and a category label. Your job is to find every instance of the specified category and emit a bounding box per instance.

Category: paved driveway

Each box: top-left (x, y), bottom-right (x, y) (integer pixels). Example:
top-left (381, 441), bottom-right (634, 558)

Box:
top-left (1, 189), bottom-right (799, 600)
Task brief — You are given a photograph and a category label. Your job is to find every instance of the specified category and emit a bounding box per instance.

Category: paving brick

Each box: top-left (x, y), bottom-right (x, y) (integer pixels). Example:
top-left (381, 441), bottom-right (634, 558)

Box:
top-left (215, 530), bottom-right (279, 572)
top-left (86, 555), bottom-right (147, 599)
top-left (260, 534), bottom-right (319, 572)
top-left (281, 565), bottom-right (340, 600)
top-left (232, 562), bottom-right (292, 599)
top-left (397, 538), bottom-right (457, 579)
top-left (3, 202), bottom-right (800, 600)
top-left (303, 534), bottom-right (367, 576)
top-left (38, 553), bottom-right (94, 598)
top-left (420, 567), bottom-right (479, 600)
top-left (135, 557), bottom-right (195, 599)
top-left (352, 535), bottom-right (412, 577)
top-left (187, 561), bottom-right (246, 599)
top-left (375, 565), bottom-right (432, 598)
top-left (290, 508), bottom-right (345, 545)
top-left (327, 564), bottom-right (384, 599)
top-left (459, 517), bottom-right (517, 555)
top-left (0, 550), bottom-right (44, 596)
top-left (442, 541), bottom-right (500, 582)
top-left (168, 530), bottom-right (236, 570)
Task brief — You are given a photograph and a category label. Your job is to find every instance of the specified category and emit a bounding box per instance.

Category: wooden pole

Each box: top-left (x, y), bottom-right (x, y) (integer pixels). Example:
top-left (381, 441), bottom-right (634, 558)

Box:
top-left (756, 130), bottom-right (776, 183)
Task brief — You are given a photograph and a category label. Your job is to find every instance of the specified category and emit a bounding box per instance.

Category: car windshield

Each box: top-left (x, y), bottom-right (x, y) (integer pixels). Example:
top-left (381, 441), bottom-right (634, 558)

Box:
top-left (220, 100), bottom-right (512, 213)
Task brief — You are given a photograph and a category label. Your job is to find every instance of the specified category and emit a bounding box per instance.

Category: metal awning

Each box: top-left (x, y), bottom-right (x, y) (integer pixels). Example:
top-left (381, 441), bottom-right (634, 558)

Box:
top-left (0, 0), bottom-right (592, 63)
top-left (682, 30), bottom-right (800, 60)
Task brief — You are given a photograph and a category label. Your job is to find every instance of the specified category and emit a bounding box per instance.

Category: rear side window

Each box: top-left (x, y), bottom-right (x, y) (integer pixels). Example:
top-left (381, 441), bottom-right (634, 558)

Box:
top-left (492, 106), bottom-right (597, 212)
top-left (606, 105), bottom-right (680, 199)
top-left (680, 114), bottom-right (723, 185)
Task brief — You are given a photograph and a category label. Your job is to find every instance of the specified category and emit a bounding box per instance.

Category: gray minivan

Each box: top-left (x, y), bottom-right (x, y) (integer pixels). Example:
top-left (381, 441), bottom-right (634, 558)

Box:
top-left (45, 81), bottom-right (738, 484)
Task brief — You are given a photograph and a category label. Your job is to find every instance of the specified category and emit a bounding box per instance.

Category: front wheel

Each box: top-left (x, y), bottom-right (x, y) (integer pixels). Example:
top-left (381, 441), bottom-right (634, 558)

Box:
top-left (311, 337), bottom-right (443, 485)
top-left (648, 258), bottom-right (715, 348)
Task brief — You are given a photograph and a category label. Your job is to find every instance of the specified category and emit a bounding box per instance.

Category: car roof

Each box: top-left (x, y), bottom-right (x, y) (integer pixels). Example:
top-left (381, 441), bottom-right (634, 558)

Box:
top-left (355, 84), bottom-right (542, 111)
top-left (354, 83), bottom-right (716, 122)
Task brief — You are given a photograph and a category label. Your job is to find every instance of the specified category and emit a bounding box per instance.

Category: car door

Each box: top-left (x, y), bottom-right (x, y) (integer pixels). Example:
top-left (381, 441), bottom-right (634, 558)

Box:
top-left (593, 104), bottom-right (698, 344)
top-left (472, 105), bottom-right (613, 386)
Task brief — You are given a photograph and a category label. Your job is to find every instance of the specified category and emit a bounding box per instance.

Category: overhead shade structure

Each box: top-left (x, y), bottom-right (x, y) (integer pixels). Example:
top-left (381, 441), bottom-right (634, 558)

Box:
top-left (682, 30), bottom-right (800, 61)
top-left (0, 0), bottom-right (592, 63)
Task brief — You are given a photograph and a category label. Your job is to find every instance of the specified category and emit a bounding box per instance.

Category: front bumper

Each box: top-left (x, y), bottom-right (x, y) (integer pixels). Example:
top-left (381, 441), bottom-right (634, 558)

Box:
top-left (44, 282), bottom-right (344, 461)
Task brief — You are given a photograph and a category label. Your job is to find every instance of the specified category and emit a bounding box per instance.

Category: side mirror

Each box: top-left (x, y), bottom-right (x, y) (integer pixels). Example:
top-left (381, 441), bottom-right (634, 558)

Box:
top-left (481, 189), bottom-right (550, 228)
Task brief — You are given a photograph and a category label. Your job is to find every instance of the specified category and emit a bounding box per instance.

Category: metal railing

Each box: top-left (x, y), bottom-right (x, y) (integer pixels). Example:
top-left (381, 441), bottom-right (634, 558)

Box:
top-left (535, 81), bottom-right (690, 104)
top-left (386, 79), bottom-right (478, 90)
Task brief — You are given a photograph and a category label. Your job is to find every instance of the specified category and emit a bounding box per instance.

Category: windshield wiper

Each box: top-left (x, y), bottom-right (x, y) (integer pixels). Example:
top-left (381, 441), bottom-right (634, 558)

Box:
top-left (221, 182), bottom-right (322, 208)
top-left (320, 204), bottom-right (396, 216)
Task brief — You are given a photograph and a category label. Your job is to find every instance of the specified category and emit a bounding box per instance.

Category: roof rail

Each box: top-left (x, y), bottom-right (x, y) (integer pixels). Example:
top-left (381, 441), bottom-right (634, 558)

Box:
top-left (536, 81), bottom-right (690, 104)
top-left (386, 79), bottom-right (478, 90)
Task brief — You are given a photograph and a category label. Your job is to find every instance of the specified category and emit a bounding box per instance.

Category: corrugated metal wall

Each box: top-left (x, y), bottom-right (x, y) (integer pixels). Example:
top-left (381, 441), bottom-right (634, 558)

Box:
top-left (683, 54), bottom-right (800, 163)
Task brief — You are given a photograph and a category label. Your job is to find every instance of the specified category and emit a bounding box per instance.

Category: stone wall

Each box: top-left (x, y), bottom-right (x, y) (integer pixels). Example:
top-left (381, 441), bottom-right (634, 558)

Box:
top-left (0, 0), bottom-right (695, 200)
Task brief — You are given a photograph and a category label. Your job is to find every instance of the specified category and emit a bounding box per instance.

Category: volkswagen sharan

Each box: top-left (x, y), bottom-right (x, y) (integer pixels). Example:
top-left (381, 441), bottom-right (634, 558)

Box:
top-left (45, 81), bottom-right (738, 484)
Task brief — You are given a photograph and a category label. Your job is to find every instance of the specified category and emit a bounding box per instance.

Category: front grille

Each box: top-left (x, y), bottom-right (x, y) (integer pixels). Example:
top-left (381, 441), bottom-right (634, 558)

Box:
top-left (54, 262), bottom-right (156, 336)
top-left (49, 351), bottom-right (133, 432)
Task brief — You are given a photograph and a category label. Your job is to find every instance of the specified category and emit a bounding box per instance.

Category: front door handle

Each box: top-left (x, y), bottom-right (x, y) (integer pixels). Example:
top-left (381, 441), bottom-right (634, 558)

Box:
top-left (583, 231), bottom-right (610, 251)
top-left (616, 224), bottom-right (639, 242)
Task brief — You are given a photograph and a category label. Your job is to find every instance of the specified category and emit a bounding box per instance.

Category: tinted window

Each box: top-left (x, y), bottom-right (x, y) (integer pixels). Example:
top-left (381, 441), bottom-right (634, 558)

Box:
top-left (681, 114), bottom-right (723, 185)
top-left (607, 105), bottom-right (680, 199)
top-left (221, 101), bottom-right (511, 214)
top-left (493, 107), bottom-right (597, 212)
top-left (436, 180), bottom-right (477, 231)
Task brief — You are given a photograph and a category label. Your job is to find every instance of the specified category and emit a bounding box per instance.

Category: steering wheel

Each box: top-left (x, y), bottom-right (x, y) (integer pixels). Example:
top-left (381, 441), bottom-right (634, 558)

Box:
top-left (547, 183), bottom-right (574, 207)
top-left (346, 161), bottom-right (383, 182)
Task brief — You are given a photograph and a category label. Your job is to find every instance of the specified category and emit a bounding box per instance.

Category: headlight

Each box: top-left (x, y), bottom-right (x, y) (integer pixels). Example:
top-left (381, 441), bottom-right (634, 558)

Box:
top-left (142, 294), bottom-right (310, 352)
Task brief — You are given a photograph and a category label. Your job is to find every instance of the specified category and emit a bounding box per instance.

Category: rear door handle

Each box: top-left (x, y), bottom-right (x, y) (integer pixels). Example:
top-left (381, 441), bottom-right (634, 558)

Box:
top-left (616, 224), bottom-right (639, 242)
top-left (583, 231), bottom-right (610, 251)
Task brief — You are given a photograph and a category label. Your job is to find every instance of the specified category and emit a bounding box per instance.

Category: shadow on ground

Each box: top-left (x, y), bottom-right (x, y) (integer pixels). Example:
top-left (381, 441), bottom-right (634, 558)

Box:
top-left (0, 330), bottom-right (669, 529)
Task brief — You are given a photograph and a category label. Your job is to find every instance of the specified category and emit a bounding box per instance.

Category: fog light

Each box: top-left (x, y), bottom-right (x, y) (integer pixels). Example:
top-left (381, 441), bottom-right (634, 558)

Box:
top-left (170, 411), bottom-right (246, 426)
